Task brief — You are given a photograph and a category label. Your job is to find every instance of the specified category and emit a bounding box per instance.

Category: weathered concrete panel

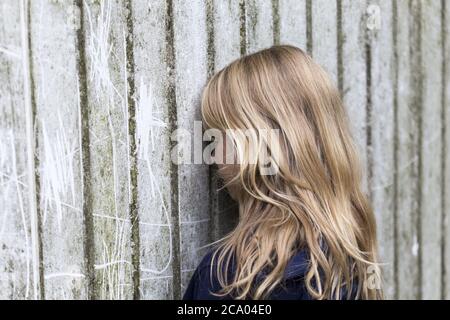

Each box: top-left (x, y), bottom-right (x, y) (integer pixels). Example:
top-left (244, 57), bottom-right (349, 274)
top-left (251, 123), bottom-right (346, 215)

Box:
top-left (0, 0), bottom-right (38, 300)
top-left (444, 0), bottom-right (450, 300)
top-left (212, 0), bottom-right (241, 71)
top-left (311, 0), bottom-right (338, 84)
top-left (29, 0), bottom-right (87, 299)
top-left (131, 0), bottom-right (175, 300)
top-left (82, 0), bottom-right (134, 299)
top-left (395, 0), bottom-right (420, 300)
top-left (369, 0), bottom-right (396, 299)
top-left (244, 0), bottom-right (274, 54)
top-left (279, 0), bottom-right (307, 50)
top-left (208, 0), bottom-right (240, 241)
top-left (341, 0), bottom-right (368, 188)
top-left (172, 0), bottom-right (211, 297)
top-left (420, 0), bottom-right (443, 300)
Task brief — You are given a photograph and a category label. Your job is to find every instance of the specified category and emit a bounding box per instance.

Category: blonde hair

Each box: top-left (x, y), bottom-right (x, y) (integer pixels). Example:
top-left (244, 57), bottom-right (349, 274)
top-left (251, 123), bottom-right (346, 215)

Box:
top-left (201, 45), bottom-right (382, 300)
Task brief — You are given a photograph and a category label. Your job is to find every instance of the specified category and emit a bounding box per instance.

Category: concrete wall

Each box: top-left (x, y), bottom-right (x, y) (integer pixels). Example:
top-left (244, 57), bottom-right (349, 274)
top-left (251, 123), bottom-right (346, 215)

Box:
top-left (0, 0), bottom-right (448, 299)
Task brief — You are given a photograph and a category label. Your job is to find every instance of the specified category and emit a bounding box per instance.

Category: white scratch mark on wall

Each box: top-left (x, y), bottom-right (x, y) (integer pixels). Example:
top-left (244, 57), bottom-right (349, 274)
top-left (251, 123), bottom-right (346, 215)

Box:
top-left (85, 0), bottom-right (121, 222)
top-left (0, 45), bottom-right (20, 59)
top-left (412, 234), bottom-right (419, 257)
top-left (136, 78), bottom-right (166, 156)
top-left (370, 131), bottom-right (441, 192)
top-left (93, 213), bottom-right (171, 227)
top-left (86, 0), bottom-right (113, 98)
top-left (9, 130), bottom-right (30, 298)
top-left (180, 218), bottom-right (210, 225)
top-left (135, 76), bottom-right (173, 276)
top-left (97, 215), bottom-right (130, 299)
top-left (141, 275), bottom-right (173, 281)
top-left (0, 136), bottom-right (11, 240)
top-left (0, 172), bottom-right (27, 188)
top-left (136, 77), bottom-right (167, 198)
top-left (44, 273), bottom-right (85, 280)
top-left (84, 0), bottom-right (134, 299)
top-left (94, 260), bottom-right (132, 270)
top-left (98, 216), bottom-right (130, 299)
top-left (96, 218), bottom-right (128, 299)
top-left (93, 213), bottom-right (129, 223)
top-left (40, 112), bottom-right (78, 231)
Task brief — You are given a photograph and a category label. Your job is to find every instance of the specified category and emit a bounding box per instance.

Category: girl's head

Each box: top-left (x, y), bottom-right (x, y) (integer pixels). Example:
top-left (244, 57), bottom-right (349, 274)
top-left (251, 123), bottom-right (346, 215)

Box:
top-left (201, 45), bottom-right (382, 299)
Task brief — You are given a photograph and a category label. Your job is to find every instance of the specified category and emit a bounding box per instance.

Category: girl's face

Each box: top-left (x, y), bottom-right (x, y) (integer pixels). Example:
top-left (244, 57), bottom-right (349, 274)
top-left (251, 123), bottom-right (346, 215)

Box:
top-left (212, 132), bottom-right (240, 200)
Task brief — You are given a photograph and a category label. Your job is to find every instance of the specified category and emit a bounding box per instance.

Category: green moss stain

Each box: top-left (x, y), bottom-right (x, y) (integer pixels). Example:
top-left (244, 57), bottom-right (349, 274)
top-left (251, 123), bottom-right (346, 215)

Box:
top-left (206, 0), bottom-right (215, 79)
top-left (272, 0), bottom-right (280, 45)
top-left (124, 0), bottom-right (141, 300)
top-left (239, 0), bottom-right (247, 55)
top-left (165, 0), bottom-right (181, 300)
top-left (74, 0), bottom-right (96, 300)
top-left (306, 0), bottom-right (312, 55)
top-left (365, 1), bottom-right (373, 200)
top-left (336, 0), bottom-right (343, 94)
top-left (26, 0), bottom-right (45, 300)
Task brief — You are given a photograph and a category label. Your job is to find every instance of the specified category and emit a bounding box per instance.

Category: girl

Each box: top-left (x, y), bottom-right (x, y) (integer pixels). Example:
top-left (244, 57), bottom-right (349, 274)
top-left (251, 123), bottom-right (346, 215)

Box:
top-left (183, 45), bottom-right (382, 300)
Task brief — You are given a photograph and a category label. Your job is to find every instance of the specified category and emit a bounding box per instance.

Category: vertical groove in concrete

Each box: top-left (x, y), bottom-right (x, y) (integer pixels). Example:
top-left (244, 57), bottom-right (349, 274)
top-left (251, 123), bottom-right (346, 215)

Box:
top-left (306, 0), bottom-right (312, 55)
top-left (409, 0), bottom-right (423, 299)
top-left (441, 0), bottom-right (447, 300)
top-left (392, 0), bottom-right (399, 300)
top-left (206, 0), bottom-right (216, 244)
top-left (272, 0), bottom-right (280, 45)
top-left (407, 0), bottom-right (422, 299)
top-left (239, 0), bottom-right (247, 56)
top-left (165, 0), bottom-right (181, 300)
top-left (365, 17), bottom-right (373, 199)
top-left (336, 0), bottom-right (343, 94)
top-left (124, 0), bottom-right (140, 300)
top-left (416, 0), bottom-right (424, 300)
top-left (206, 0), bottom-right (215, 79)
top-left (74, 0), bottom-right (96, 300)
top-left (20, 0), bottom-right (44, 300)
top-left (27, 3), bottom-right (45, 300)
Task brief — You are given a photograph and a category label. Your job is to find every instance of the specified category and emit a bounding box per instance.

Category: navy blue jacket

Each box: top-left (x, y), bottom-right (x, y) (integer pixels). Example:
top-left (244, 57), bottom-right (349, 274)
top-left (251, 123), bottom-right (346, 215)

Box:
top-left (183, 249), bottom-right (315, 300)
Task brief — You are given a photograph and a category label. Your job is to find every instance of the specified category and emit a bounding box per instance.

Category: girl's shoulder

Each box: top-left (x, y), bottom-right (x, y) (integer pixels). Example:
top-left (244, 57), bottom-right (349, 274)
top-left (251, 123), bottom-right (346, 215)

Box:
top-left (182, 248), bottom-right (233, 300)
top-left (182, 248), bottom-right (312, 300)
top-left (194, 247), bottom-right (310, 278)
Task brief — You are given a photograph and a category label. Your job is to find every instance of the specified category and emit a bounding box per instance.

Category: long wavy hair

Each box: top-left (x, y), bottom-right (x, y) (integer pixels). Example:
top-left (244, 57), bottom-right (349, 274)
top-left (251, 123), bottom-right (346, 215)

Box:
top-left (201, 45), bottom-right (382, 300)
